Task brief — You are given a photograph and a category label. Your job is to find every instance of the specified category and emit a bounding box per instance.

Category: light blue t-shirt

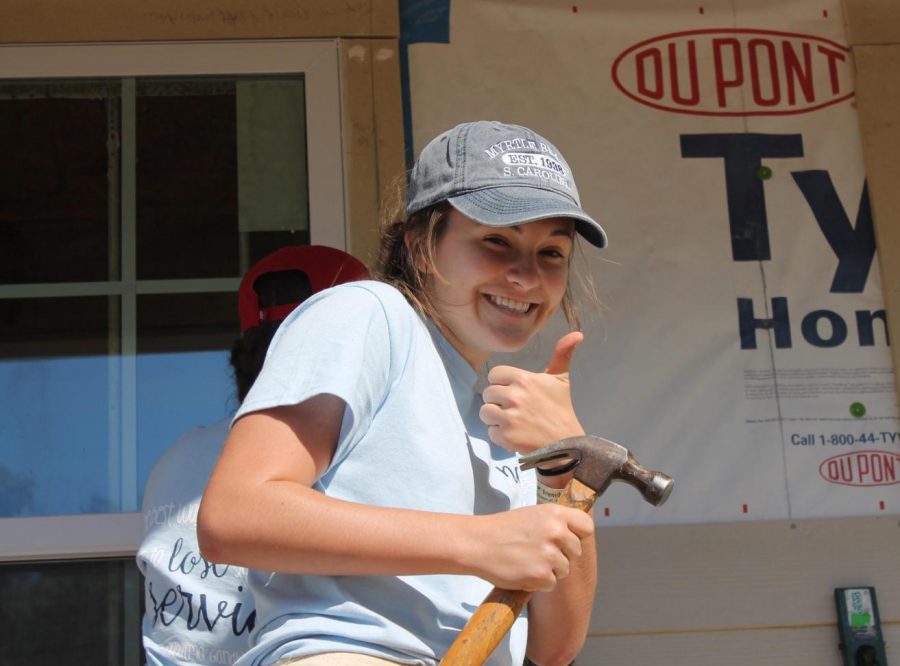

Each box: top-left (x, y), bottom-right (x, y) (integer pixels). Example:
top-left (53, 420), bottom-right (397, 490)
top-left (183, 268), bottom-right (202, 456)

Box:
top-left (138, 418), bottom-right (256, 666)
top-left (234, 281), bottom-right (536, 666)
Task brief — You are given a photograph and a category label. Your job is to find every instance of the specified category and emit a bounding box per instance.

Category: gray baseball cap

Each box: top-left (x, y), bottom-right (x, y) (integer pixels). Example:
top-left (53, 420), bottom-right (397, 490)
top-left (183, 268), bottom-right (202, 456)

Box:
top-left (406, 121), bottom-right (607, 248)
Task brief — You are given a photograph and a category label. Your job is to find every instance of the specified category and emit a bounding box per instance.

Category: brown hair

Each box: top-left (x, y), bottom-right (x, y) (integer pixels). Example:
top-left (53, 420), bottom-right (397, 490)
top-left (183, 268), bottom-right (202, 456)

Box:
top-left (373, 174), bottom-right (591, 331)
top-left (229, 321), bottom-right (280, 402)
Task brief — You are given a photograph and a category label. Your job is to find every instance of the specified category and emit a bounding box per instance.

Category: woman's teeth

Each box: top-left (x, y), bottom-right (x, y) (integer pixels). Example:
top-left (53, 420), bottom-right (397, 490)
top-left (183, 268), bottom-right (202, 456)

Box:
top-left (490, 295), bottom-right (531, 313)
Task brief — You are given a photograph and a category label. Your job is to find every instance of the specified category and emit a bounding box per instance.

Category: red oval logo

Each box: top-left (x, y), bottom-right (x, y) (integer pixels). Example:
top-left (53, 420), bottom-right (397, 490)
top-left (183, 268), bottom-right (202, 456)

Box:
top-left (819, 451), bottom-right (900, 487)
top-left (612, 28), bottom-right (854, 116)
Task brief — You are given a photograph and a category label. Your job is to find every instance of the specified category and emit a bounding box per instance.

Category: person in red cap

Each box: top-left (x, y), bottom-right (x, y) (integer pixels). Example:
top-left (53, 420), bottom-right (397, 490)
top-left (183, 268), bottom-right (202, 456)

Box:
top-left (232, 246), bottom-right (370, 402)
top-left (136, 246), bottom-right (368, 666)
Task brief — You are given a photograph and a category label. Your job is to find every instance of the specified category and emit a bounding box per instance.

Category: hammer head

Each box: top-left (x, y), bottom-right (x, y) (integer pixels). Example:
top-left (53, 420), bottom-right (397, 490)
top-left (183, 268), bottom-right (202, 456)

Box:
top-left (520, 435), bottom-right (673, 506)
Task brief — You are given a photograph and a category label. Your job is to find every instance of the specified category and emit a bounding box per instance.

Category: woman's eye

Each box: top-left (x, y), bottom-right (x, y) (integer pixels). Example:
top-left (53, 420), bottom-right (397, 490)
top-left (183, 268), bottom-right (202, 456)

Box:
top-left (485, 236), bottom-right (510, 247)
top-left (541, 248), bottom-right (567, 259)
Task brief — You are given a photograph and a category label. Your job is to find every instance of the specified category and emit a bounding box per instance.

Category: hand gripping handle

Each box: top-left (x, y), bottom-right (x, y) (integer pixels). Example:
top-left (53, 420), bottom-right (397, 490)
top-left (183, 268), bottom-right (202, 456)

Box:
top-left (439, 478), bottom-right (598, 665)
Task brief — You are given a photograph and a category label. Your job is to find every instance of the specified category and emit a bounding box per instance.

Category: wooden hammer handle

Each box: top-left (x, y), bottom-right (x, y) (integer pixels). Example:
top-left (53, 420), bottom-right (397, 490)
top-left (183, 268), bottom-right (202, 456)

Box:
top-left (440, 477), bottom-right (598, 665)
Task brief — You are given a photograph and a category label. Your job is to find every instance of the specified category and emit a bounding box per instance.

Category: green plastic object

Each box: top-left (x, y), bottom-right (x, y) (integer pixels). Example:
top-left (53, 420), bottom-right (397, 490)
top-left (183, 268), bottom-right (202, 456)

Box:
top-left (835, 587), bottom-right (888, 665)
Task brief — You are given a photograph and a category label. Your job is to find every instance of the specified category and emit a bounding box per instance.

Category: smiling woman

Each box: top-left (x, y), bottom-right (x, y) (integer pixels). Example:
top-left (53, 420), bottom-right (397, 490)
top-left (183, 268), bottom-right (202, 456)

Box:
top-left (198, 121), bottom-right (607, 666)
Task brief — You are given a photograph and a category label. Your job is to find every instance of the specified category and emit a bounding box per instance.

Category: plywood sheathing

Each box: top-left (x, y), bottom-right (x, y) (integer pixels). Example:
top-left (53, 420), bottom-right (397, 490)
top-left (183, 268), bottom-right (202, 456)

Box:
top-left (0, 0), bottom-right (398, 43)
top-left (842, 0), bottom-right (900, 45)
top-left (339, 39), bottom-right (406, 267)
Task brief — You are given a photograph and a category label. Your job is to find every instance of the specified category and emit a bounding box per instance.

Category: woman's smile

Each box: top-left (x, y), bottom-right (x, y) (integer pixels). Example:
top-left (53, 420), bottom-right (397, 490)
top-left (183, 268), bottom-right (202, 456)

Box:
top-left (485, 294), bottom-right (535, 315)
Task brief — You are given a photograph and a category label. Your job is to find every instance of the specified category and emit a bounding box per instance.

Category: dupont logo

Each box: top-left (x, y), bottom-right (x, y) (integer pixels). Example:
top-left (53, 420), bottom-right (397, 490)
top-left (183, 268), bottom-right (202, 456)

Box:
top-left (819, 451), bottom-right (900, 487)
top-left (612, 29), bottom-right (854, 116)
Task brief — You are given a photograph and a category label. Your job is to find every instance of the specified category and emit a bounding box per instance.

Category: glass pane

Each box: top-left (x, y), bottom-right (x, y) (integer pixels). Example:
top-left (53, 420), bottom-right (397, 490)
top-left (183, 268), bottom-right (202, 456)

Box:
top-left (236, 79), bottom-right (309, 237)
top-left (136, 77), bottom-right (308, 280)
top-left (0, 81), bottom-right (117, 284)
top-left (247, 229), bottom-right (311, 265)
top-left (0, 296), bottom-right (117, 517)
top-left (136, 80), bottom-right (238, 280)
top-left (136, 292), bottom-right (238, 502)
top-left (0, 558), bottom-right (143, 665)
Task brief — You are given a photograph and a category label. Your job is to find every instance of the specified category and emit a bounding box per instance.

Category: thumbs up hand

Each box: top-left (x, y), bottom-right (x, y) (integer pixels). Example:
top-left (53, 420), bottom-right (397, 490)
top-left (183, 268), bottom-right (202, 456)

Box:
top-left (479, 331), bottom-right (587, 454)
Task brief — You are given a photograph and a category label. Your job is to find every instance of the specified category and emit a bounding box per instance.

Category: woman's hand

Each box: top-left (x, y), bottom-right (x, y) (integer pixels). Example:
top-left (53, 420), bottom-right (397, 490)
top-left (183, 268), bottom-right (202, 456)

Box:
top-left (467, 503), bottom-right (594, 592)
top-left (480, 331), bottom-right (586, 454)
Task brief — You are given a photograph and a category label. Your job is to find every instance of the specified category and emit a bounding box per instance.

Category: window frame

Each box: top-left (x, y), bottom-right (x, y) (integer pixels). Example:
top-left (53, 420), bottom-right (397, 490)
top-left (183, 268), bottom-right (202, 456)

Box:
top-left (0, 39), bottom-right (346, 561)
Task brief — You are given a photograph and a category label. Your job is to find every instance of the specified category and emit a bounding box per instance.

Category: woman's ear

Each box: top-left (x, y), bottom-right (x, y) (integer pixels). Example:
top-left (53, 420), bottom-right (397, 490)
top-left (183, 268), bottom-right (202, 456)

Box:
top-left (404, 230), bottom-right (427, 273)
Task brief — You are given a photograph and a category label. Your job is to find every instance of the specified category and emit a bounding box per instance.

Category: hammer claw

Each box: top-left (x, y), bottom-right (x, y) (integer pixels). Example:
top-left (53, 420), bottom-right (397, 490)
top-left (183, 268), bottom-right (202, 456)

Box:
top-left (521, 435), bottom-right (673, 506)
top-left (519, 447), bottom-right (581, 476)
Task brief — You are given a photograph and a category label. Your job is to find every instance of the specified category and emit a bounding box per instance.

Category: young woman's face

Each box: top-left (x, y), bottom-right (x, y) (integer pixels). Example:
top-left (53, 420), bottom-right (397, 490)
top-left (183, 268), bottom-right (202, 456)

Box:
top-left (427, 208), bottom-right (574, 369)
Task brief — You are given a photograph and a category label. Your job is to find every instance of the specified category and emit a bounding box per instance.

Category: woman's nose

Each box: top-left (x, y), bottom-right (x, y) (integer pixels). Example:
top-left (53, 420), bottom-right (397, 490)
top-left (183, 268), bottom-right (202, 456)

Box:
top-left (506, 254), bottom-right (540, 289)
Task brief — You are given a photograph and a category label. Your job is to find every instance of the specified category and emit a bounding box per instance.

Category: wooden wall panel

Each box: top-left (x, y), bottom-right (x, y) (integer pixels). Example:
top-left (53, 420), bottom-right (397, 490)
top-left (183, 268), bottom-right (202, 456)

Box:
top-left (574, 517), bottom-right (900, 664)
top-left (582, 624), bottom-right (900, 665)
top-left (842, 0), bottom-right (900, 45)
top-left (339, 38), bottom-right (406, 266)
top-left (0, 0), bottom-right (398, 44)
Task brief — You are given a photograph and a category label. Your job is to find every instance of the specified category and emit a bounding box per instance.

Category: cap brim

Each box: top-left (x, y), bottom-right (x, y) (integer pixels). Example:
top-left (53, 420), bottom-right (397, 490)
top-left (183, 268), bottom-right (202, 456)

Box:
top-left (447, 186), bottom-right (607, 248)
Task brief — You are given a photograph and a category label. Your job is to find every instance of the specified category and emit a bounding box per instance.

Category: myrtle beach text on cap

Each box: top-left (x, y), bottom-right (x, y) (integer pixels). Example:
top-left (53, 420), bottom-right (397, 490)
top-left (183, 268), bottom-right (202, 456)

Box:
top-left (406, 121), bottom-right (607, 248)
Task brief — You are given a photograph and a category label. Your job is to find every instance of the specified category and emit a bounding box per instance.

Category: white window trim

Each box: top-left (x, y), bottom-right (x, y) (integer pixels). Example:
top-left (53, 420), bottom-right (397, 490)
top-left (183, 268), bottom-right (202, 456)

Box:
top-left (0, 513), bottom-right (144, 562)
top-left (0, 39), bottom-right (345, 561)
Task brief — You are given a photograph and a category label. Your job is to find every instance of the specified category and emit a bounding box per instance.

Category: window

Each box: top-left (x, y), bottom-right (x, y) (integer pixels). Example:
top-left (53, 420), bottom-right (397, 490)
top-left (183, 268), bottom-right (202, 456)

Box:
top-left (0, 40), bottom-right (345, 663)
top-left (0, 557), bottom-right (143, 664)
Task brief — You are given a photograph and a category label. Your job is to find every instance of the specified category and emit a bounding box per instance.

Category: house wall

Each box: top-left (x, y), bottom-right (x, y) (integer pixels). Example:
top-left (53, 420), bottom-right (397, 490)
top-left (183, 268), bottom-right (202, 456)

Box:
top-left (588, 2), bottom-right (900, 661)
top-left (595, 3), bottom-right (900, 661)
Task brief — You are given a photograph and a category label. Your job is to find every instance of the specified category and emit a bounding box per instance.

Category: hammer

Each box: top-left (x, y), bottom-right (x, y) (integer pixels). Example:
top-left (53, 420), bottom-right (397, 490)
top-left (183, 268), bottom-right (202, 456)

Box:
top-left (440, 435), bottom-right (673, 665)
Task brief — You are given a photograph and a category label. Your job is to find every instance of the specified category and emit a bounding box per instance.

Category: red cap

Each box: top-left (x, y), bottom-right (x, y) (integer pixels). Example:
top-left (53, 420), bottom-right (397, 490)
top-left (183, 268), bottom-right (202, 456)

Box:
top-left (238, 245), bottom-right (369, 333)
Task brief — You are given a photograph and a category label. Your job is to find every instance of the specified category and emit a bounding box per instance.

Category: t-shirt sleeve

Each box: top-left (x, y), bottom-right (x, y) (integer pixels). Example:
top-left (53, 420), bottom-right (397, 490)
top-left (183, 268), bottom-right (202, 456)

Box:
top-left (234, 283), bottom-right (395, 469)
